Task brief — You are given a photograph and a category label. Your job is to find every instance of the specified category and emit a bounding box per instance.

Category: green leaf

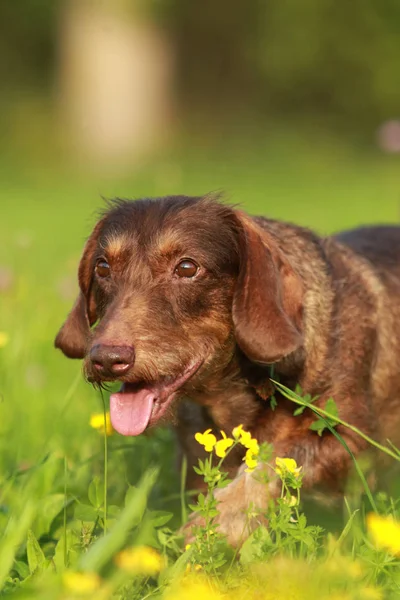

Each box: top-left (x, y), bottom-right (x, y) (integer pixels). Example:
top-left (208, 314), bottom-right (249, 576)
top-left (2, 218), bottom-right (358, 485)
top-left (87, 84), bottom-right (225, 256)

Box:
top-left (310, 398), bottom-right (339, 435)
top-left (13, 561), bottom-right (30, 580)
top-left (0, 502), bottom-right (36, 589)
top-left (309, 420), bottom-right (326, 436)
top-left (53, 529), bottom-right (80, 571)
top-left (148, 511), bottom-right (173, 527)
top-left (239, 526), bottom-right (271, 564)
top-left (294, 384), bottom-right (303, 396)
top-left (32, 494), bottom-right (65, 539)
top-left (325, 397), bottom-right (339, 420)
top-left (74, 503), bottom-right (98, 522)
top-left (107, 505), bottom-right (121, 519)
top-left (337, 509), bottom-right (359, 546)
top-left (293, 406), bottom-right (306, 416)
top-left (26, 530), bottom-right (46, 575)
top-left (88, 477), bottom-right (103, 509)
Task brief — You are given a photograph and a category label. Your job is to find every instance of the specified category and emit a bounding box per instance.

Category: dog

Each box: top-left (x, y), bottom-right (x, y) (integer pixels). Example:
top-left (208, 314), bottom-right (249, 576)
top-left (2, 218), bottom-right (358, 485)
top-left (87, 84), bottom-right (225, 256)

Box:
top-left (55, 194), bottom-right (400, 546)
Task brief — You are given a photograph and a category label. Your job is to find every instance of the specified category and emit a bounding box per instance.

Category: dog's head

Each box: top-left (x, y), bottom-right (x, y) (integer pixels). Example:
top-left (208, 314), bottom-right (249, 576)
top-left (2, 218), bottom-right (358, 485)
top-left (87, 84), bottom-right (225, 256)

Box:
top-left (55, 195), bottom-right (303, 435)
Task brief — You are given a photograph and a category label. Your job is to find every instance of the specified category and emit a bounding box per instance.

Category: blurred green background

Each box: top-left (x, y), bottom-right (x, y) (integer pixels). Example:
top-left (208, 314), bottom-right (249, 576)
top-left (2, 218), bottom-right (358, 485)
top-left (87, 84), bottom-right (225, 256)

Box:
top-left (0, 0), bottom-right (399, 485)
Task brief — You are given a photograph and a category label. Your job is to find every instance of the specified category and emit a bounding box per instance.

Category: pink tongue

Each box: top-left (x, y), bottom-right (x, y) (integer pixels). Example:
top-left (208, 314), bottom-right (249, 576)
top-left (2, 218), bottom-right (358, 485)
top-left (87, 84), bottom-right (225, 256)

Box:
top-left (109, 388), bottom-right (155, 436)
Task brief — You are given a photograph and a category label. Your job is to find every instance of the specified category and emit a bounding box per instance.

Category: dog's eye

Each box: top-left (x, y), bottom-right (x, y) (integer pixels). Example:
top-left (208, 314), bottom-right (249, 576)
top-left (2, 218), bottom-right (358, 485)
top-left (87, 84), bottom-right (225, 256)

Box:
top-left (96, 260), bottom-right (110, 278)
top-left (175, 259), bottom-right (198, 278)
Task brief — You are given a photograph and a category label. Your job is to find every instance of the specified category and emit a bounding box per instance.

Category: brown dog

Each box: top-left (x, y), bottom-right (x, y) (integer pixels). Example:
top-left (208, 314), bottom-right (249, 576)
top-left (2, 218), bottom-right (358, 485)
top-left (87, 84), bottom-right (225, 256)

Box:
top-left (55, 195), bottom-right (400, 545)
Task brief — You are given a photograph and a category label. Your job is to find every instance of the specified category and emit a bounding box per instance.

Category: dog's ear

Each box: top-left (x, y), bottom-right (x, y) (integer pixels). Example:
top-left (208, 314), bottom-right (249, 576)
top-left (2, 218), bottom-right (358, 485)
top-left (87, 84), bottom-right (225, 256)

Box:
top-left (232, 213), bottom-right (303, 364)
top-left (55, 220), bottom-right (103, 359)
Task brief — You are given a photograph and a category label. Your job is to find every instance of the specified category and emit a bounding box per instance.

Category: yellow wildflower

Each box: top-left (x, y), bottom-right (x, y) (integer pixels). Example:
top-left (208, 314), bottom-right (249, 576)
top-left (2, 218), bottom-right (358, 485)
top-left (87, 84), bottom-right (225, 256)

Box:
top-left (194, 429), bottom-right (217, 452)
top-left (214, 431), bottom-right (234, 458)
top-left (232, 424), bottom-right (259, 452)
top-left (115, 545), bottom-right (163, 575)
top-left (367, 513), bottom-right (400, 555)
top-left (0, 332), bottom-right (9, 348)
top-left (232, 424), bottom-right (249, 441)
top-left (245, 438), bottom-right (259, 454)
top-left (275, 457), bottom-right (302, 479)
top-left (62, 571), bottom-right (101, 595)
top-left (90, 412), bottom-right (114, 436)
top-left (233, 427), bottom-right (260, 472)
top-left (244, 448), bottom-right (258, 472)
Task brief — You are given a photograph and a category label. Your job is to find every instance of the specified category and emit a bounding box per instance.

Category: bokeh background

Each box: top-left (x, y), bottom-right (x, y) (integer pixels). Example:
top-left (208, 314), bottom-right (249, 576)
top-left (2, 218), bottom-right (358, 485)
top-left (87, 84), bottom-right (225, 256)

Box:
top-left (1, 0), bottom-right (400, 496)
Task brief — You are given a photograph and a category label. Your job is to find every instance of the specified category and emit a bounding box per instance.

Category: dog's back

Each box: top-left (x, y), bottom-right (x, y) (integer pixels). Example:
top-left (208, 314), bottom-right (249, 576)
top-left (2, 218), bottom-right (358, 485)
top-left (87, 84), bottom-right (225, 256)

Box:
top-left (335, 225), bottom-right (400, 274)
top-left (329, 225), bottom-right (400, 451)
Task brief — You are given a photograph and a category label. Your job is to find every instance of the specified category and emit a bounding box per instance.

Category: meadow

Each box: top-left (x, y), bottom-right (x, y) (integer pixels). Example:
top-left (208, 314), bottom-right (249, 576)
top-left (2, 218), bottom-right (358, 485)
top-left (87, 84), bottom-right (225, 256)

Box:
top-left (1, 130), bottom-right (400, 599)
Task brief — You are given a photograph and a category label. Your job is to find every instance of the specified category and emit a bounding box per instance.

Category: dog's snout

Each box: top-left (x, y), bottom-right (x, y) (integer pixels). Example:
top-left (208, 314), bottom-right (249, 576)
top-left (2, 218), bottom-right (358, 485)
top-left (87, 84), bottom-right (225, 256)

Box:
top-left (89, 344), bottom-right (135, 377)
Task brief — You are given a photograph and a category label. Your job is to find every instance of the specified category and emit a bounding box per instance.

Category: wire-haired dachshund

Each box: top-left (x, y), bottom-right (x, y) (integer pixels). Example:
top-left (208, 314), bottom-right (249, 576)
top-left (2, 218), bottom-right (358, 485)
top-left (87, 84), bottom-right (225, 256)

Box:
top-left (55, 195), bottom-right (400, 545)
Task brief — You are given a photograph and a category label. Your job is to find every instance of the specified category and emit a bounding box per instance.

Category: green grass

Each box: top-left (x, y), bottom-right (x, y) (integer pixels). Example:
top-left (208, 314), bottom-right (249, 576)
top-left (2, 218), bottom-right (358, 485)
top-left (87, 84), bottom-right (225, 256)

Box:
top-left (1, 131), bottom-right (400, 598)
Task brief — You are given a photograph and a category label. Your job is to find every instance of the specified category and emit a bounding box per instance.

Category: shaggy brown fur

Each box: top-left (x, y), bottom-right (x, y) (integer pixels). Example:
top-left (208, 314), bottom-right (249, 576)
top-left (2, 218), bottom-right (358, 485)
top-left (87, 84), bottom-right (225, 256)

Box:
top-left (55, 195), bottom-right (400, 545)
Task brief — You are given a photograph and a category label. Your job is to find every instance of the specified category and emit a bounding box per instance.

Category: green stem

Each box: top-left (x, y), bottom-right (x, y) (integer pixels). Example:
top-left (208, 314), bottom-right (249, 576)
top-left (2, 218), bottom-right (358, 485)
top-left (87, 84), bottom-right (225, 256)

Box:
top-left (63, 455), bottom-right (68, 567)
top-left (273, 380), bottom-right (378, 511)
top-left (100, 390), bottom-right (108, 535)
top-left (180, 455), bottom-right (188, 525)
top-left (273, 381), bottom-right (400, 463)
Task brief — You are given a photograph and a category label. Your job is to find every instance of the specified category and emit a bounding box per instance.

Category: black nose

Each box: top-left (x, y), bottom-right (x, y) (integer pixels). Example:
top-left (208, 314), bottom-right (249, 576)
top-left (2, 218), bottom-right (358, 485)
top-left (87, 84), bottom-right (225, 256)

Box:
top-left (89, 344), bottom-right (135, 377)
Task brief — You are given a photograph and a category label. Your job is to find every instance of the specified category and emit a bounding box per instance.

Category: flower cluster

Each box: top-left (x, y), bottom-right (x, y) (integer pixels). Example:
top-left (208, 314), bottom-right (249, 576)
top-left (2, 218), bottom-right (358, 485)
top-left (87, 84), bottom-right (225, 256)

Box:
top-left (233, 424), bottom-right (260, 472)
top-left (275, 457), bottom-right (302, 480)
top-left (195, 424), bottom-right (260, 472)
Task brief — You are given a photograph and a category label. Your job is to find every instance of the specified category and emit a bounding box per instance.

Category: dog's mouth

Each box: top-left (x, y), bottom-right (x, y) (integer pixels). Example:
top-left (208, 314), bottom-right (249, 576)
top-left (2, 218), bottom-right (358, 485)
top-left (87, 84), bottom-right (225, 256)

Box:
top-left (109, 360), bottom-right (203, 436)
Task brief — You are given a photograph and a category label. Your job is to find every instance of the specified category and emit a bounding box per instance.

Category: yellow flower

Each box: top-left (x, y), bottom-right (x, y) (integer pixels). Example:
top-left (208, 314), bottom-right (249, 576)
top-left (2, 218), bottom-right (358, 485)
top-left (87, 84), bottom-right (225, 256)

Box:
top-left (194, 429), bottom-right (217, 452)
top-left (115, 545), bottom-right (163, 575)
top-left (232, 424), bottom-right (252, 446)
top-left (0, 332), bottom-right (9, 348)
top-left (62, 571), bottom-right (101, 595)
top-left (234, 427), bottom-right (260, 472)
top-left (90, 412), bottom-right (114, 436)
top-left (232, 424), bottom-right (259, 452)
top-left (275, 457), bottom-right (302, 479)
top-left (214, 431), bottom-right (234, 458)
top-left (244, 448), bottom-right (258, 472)
top-left (232, 424), bottom-right (246, 440)
top-left (246, 438), bottom-right (259, 454)
top-left (367, 513), bottom-right (400, 555)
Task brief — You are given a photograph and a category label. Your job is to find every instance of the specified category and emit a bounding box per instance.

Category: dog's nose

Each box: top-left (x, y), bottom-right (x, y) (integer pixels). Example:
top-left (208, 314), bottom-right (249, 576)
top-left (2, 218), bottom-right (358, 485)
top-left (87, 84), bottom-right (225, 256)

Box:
top-left (89, 344), bottom-right (135, 377)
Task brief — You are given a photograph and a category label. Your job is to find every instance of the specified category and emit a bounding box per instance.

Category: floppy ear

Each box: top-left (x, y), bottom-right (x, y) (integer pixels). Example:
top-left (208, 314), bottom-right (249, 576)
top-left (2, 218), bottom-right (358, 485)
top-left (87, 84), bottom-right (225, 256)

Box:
top-left (55, 220), bottom-right (103, 359)
top-left (232, 213), bottom-right (303, 364)
top-left (54, 293), bottom-right (92, 359)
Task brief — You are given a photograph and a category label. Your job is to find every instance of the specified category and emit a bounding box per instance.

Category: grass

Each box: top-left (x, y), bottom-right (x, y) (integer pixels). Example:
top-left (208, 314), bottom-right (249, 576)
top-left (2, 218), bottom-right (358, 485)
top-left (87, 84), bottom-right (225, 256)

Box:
top-left (1, 130), bottom-right (400, 598)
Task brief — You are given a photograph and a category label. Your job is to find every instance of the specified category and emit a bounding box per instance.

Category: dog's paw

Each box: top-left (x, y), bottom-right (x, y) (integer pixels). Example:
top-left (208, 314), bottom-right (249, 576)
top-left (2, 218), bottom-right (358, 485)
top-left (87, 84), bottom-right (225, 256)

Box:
top-left (184, 465), bottom-right (270, 547)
